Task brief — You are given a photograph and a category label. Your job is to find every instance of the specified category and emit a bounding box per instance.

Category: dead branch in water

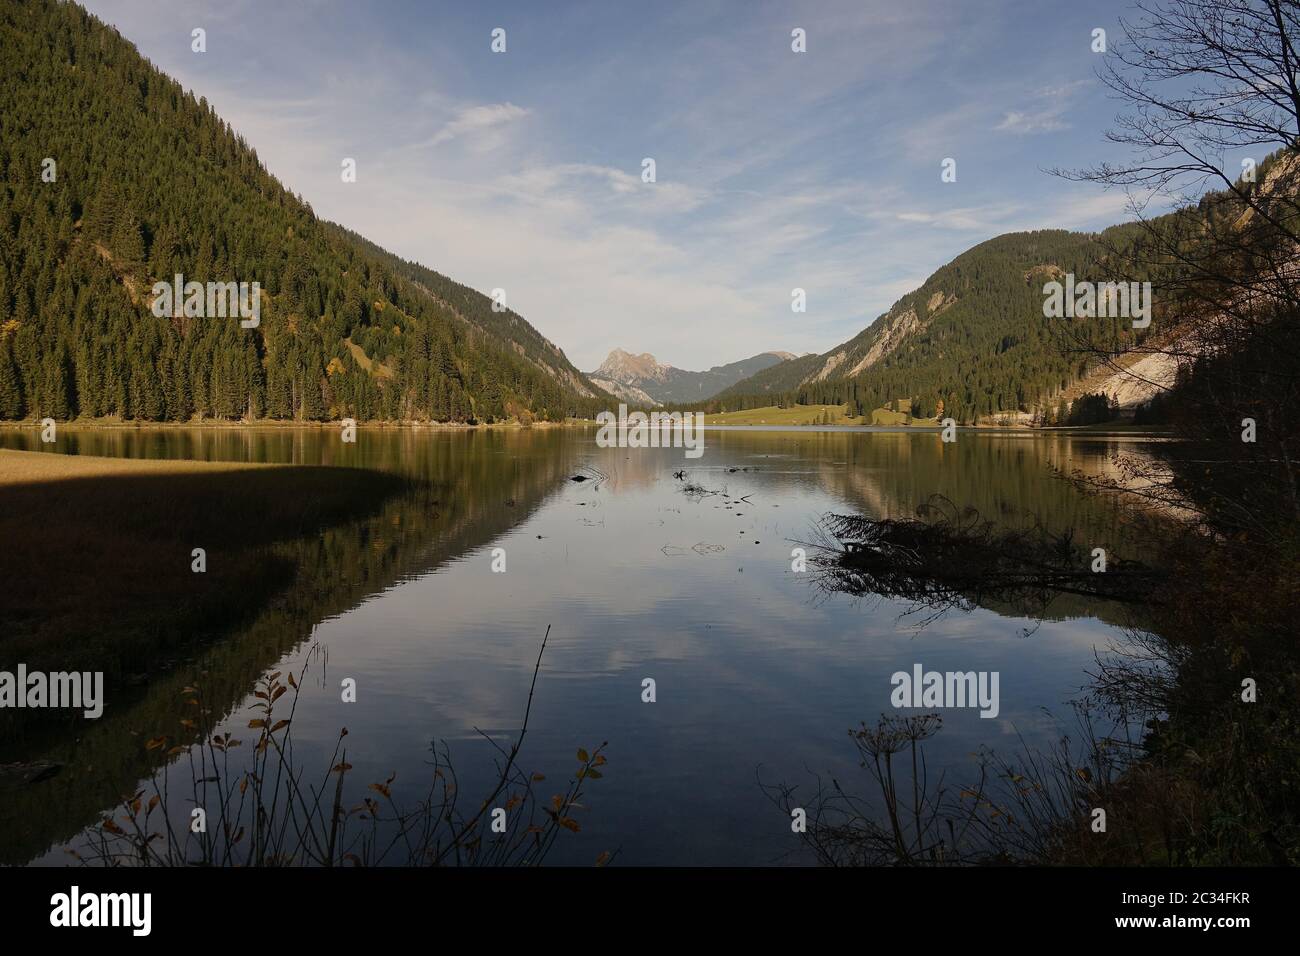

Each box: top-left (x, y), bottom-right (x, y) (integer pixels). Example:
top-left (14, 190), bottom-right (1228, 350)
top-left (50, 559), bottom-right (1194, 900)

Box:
top-left (809, 496), bottom-right (1164, 619)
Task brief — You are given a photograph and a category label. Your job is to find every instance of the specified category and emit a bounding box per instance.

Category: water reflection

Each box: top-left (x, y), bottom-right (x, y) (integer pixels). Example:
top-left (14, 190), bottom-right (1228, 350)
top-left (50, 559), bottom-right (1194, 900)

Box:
top-left (0, 426), bottom-right (1159, 865)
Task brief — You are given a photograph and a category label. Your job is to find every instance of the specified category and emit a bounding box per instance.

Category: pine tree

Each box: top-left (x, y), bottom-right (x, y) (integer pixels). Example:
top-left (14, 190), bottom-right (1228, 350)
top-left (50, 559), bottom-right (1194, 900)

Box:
top-left (82, 181), bottom-right (121, 240)
top-left (0, 337), bottom-right (23, 418)
top-left (111, 210), bottom-right (146, 273)
top-left (40, 345), bottom-right (72, 419)
top-left (300, 363), bottom-right (326, 420)
top-left (149, 221), bottom-right (181, 278)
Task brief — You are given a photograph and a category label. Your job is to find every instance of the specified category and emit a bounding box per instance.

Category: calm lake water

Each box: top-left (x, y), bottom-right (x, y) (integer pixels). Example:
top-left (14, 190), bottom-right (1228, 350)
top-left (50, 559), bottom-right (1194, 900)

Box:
top-left (1, 425), bottom-right (1161, 865)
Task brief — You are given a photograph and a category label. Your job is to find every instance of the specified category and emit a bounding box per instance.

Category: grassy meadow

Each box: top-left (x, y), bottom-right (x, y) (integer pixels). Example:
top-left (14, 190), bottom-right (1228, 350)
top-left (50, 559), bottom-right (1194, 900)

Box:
top-left (704, 402), bottom-right (939, 426)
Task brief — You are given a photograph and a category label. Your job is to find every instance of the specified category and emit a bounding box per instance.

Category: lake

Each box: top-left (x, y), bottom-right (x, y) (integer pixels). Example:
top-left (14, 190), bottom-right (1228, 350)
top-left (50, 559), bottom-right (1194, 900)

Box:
top-left (0, 425), bottom-right (1162, 866)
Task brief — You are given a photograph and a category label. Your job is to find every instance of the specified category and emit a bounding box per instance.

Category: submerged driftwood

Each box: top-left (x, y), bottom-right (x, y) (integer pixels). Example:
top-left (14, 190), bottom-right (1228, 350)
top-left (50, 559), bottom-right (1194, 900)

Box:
top-left (809, 496), bottom-right (1163, 618)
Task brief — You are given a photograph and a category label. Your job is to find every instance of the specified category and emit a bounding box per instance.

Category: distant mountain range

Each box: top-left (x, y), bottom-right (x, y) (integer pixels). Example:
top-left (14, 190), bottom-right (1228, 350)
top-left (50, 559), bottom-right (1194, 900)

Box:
top-left (586, 348), bottom-right (800, 405)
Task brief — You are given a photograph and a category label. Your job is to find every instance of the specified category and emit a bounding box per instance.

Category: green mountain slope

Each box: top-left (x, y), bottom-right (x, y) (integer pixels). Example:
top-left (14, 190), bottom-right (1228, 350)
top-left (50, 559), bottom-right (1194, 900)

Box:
top-left (0, 0), bottom-right (604, 424)
top-left (715, 227), bottom-right (1156, 422)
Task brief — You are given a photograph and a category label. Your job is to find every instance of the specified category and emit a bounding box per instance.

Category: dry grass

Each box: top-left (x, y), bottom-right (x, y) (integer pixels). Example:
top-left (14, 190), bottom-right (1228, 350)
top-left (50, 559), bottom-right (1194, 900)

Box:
top-left (0, 448), bottom-right (284, 485)
top-left (705, 404), bottom-right (861, 426)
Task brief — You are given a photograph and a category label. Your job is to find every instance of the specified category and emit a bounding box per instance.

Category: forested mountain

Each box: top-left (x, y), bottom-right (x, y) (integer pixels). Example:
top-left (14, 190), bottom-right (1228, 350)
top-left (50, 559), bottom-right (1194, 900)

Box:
top-left (587, 348), bottom-right (798, 405)
top-left (713, 227), bottom-right (1162, 423)
top-left (0, 0), bottom-right (606, 424)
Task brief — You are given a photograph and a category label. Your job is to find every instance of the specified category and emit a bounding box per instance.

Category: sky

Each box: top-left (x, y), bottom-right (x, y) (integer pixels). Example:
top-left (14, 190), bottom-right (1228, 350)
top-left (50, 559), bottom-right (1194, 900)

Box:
top-left (82, 0), bottom-right (1171, 372)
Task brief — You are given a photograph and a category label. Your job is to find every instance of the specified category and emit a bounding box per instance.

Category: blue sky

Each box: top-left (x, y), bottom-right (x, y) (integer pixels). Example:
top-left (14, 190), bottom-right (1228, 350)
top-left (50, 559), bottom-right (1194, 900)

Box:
top-left (83, 0), bottom-right (1168, 371)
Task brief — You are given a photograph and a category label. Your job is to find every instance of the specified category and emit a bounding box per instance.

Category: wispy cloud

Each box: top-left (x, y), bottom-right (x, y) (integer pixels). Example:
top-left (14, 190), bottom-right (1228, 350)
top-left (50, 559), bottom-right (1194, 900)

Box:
top-left (995, 80), bottom-right (1090, 135)
top-left (415, 102), bottom-right (530, 149)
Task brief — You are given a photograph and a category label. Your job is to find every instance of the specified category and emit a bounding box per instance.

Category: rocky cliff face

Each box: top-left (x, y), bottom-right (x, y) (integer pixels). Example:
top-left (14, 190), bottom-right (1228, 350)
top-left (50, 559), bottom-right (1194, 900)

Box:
top-left (586, 349), bottom-right (797, 405)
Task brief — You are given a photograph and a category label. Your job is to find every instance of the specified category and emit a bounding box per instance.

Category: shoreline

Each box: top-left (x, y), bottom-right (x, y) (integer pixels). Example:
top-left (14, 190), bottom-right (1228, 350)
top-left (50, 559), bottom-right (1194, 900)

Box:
top-left (0, 418), bottom-right (579, 431)
top-left (0, 419), bottom-right (1175, 437)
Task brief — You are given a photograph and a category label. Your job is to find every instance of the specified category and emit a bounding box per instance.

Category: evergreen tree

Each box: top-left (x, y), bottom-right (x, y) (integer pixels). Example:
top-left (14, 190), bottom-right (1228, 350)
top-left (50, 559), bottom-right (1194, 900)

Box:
top-left (0, 337), bottom-right (23, 418)
top-left (40, 344), bottom-right (72, 419)
top-left (111, 209), bottom-right (146, 272)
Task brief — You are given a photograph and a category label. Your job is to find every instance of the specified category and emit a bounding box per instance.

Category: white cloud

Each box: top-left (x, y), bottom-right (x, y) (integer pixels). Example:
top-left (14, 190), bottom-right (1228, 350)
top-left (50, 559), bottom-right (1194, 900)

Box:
top-left (996, 109), bottom-right (1067, 134)
top-left (416, 102), bottom-right (530, 149)
top-left (894, 207), bottom-right (1006, 231)
top-left (995, 81), bottom-right (1089, 135)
